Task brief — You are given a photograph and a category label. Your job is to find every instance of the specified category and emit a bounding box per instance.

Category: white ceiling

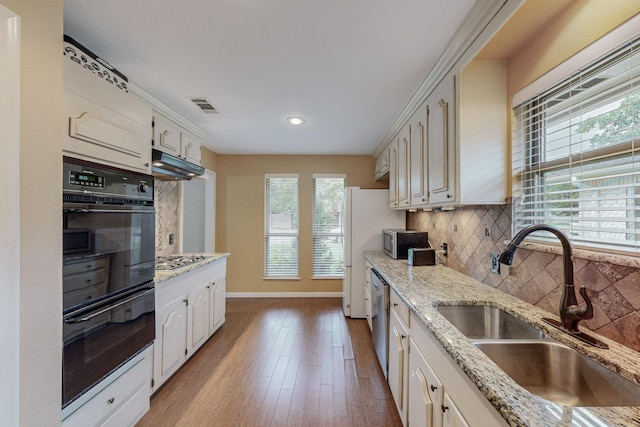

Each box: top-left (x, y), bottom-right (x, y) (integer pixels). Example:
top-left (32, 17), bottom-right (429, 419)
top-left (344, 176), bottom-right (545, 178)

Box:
top-left (63, 0), bottom-right (477, 155)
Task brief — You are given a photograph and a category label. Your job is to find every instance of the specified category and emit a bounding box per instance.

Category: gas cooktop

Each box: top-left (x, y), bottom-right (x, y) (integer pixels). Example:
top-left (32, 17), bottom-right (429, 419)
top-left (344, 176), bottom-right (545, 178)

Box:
top-left (155, 255), bottom-right (210, 271)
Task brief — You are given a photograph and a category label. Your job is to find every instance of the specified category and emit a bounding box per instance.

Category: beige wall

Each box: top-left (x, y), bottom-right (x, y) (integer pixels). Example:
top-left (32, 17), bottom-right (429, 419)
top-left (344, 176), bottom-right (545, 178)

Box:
top-left (216, 155), bottom-right (386, 293)
top-left (201, 146), bottom-right (219, 172)
top-left (507, 0), bottom-right (640, 95)
top-left (1, 0), bottom-right (64, 425)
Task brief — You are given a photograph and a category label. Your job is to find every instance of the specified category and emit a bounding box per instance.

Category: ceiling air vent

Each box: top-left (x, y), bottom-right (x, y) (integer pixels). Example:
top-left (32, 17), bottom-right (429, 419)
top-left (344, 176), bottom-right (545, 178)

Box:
top-left (189, 97), bottom-right (218, 114)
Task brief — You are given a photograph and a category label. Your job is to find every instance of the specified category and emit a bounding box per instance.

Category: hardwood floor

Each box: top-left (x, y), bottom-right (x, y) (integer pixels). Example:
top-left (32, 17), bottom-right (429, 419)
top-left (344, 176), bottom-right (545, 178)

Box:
top-left (137, 298), bottom-right (402, 427)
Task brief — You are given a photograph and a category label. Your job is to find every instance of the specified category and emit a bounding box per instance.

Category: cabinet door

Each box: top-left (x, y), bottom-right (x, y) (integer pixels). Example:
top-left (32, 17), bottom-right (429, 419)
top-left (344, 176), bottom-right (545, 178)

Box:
top-left (398, 124), bottom-right (411, 208)
top-left (155, 298), bottom-right (188, 387)
top-left (389, 138), bottom-right (399, 208)
top-left (410, 104), bottom-right (429, 206)
top-left (181, 132), bottom-right (202, 165)
top-left (442, 393), bottom-right (470, 427)
top-left (388, 309), bottom-right (409, 426)
top-left (209, 278), bottom-right (226, 334)
top-left (153, 115), bottom-right (181, 158)
top-left (409, 355), bottom-right (434, 427)
top-left (188, 285), bottom-right (210, 355)
top-left (375, 145), bottom-right (390, 180)
top-left (428, 75), bottom-right (456, 205)
top-left (410, 337), bottom-right (444, 427)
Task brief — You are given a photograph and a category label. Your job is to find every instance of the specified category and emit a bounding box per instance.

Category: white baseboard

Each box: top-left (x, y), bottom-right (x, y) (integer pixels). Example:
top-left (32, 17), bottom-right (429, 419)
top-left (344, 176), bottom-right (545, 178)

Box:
top-left (226, 292), bottom-right (343, 298)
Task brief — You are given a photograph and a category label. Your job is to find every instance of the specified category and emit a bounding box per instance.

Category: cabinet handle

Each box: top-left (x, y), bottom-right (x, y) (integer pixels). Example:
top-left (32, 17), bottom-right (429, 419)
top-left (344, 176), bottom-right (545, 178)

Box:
top-left (393, 303), bottom-right (398, 307)
top-left (145, 162), bottom-right (150, 167)
top-left (107, 397), bottom-right (115, 405)
top-left (446, 193), bottom-right (452, 199)
top-left (430, 384), bottom-right (438, 392)
top-left (401, 334), bottom-right (406, 339)
top-left (441, 405), bottom-right (449, 413)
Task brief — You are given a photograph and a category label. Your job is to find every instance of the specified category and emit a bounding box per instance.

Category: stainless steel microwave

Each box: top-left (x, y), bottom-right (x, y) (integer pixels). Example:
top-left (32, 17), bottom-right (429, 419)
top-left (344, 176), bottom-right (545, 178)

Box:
top-left (383, 229), bottom-right (430, 259)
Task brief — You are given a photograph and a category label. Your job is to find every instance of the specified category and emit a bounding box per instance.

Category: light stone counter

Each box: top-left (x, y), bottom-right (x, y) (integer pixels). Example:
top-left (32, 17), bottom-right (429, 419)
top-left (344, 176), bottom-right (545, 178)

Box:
top-left (365, 251), bottom-right (640, 427)
top-left (154, 252), bottom-right (230, 283)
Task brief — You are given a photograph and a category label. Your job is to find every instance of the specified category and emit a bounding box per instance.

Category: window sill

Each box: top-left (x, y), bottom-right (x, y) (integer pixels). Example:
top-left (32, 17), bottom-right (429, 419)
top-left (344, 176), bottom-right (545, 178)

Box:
top-left (263, 276), bottom-right (300, 281)
top-left (312, 276), bottom-right (345, 280)
top-left (510, 240), bottom-right (640, 269)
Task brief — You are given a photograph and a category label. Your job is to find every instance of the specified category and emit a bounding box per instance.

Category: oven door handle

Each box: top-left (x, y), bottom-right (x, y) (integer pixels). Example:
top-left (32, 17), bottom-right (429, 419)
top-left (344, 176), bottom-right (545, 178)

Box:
top-left (64, 208), bottom-right (155, 214)
top-left (64, 288), bottom-right (154, 324)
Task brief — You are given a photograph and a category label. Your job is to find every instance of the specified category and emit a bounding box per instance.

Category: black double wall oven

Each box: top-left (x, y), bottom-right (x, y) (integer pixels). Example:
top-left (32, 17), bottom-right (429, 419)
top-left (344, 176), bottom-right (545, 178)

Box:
top-left (62, 157), bottom-right (156, 408)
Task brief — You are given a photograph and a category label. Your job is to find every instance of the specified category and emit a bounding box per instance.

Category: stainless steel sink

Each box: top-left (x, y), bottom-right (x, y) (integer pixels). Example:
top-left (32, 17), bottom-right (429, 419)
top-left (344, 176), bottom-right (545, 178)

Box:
top-left (475, 341), bottom-right (640, 406)
top-left (436, 305), bottom-right (545, 340)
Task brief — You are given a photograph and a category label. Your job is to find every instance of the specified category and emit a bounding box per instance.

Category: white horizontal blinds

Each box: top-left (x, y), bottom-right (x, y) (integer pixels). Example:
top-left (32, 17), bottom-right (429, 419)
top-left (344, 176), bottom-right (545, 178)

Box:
top-left (513, 35), bottom-right (640, 252)
top-left (265, 174), bottom-right (299, 277)
top-left (312, 175), bottom-right (346, 277)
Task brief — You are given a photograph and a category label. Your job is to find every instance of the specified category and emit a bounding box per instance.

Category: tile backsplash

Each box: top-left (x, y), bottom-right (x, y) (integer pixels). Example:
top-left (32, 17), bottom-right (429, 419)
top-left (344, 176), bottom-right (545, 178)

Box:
top-left (408, 204), bottom-right (640, 353)
top-left (155, 180), bottom-right (180, 257)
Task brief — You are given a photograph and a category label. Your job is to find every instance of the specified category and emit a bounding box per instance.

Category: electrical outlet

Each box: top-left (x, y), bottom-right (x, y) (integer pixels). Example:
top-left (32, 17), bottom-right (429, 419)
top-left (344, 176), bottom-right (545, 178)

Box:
top-left (169, 233), bottom-right (175, 245)
top-left (442, 243), bottom-right (448, 257)
top-left (490, 253), bottom-right (500, 274)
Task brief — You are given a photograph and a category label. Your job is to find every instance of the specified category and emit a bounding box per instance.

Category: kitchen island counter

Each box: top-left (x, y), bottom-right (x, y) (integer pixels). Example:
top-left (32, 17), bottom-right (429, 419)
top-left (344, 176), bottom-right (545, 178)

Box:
top-left (365, 251), bottom-right (640, 427)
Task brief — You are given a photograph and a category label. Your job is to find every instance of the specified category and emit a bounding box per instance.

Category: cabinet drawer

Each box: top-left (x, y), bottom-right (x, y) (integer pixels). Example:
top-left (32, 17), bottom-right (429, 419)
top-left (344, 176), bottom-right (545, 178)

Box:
top-left (100, 383), bottom-right (149, 427)
top-left (62, 356), bottom-right (147, 427)
top-left (390, 289), bottom-right (410, 327)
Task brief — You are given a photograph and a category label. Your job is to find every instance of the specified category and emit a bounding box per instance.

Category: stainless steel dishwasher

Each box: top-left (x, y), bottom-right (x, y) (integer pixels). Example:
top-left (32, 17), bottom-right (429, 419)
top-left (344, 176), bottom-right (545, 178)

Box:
top-left (370, 268), bottom-right (389, 378)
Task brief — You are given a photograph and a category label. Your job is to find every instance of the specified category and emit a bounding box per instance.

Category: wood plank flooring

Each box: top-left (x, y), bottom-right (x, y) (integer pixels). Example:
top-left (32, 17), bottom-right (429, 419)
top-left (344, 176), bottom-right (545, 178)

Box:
top-left (137, 297), bottom-right (402, 427)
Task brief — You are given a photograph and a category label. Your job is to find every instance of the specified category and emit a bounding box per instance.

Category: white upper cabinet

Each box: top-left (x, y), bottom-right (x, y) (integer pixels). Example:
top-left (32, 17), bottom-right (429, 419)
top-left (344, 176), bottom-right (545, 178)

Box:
top-left (410, 104), bottom-right (428, 206)
top-left (153, 112), bottom-right (203, 166)
top-left (375, 145), bottom-right (391, 180)
top-left (397, 124), bottom-right (411, 209)
top-left (427, 74), bottom-right (456, 206)
top-left (389, 138), bottom-right (399, 209)
top-left (63, 60), bottom-right (152, 174)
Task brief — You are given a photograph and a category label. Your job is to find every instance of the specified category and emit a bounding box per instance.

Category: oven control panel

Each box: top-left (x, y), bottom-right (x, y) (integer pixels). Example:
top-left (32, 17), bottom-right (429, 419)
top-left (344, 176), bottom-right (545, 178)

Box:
top-left (68, 171), bottom-right (105, 189)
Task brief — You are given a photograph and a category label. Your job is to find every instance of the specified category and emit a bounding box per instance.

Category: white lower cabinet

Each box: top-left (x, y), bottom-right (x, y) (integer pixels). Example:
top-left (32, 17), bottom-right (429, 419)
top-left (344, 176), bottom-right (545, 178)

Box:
top-left (62, 347), bottom-right (151, 427)
top-left (389, 309), bottom-right (409, 426)
top-left (442, 393), bottom-right (470, 427)
top-left (209, 277), bottom-right (226, 334)
top-left (408, 312), bottom-right (508, 427)
top-left (153, 257), bottom-right (227, 393)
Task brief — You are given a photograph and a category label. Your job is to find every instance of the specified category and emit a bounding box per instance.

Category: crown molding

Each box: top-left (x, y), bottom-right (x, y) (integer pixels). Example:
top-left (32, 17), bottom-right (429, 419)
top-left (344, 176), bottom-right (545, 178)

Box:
top-left (372, 0), bottom-right (524, 158)
top-left (129, 81), bottom-right (207, 139)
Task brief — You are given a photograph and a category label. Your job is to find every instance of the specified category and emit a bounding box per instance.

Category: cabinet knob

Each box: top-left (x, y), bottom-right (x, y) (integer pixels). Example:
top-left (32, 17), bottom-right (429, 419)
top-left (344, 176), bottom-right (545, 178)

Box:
top-left (145, 162), bottom-right (150, 167)
top-left (446, 193), bottom-right (453, 199)
top-left (393, 303), bottom-right (398, 307)
top-left (107, 397), bottom-right (115, 405)
top-left (401, 334), bottom-right (406, 339)
top-left (441, 405), bottom-right (449, 413)
top-left (430, 384), bottom-right (438, 392)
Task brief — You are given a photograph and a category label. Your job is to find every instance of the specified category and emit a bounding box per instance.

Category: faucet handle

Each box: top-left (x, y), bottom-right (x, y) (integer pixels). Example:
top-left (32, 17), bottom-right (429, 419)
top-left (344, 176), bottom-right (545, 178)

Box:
top-left (577, 286), bottom-right (594, 321)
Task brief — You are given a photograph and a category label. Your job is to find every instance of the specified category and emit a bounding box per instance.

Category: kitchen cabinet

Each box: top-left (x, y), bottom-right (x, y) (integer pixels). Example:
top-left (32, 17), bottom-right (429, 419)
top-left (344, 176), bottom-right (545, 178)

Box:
top-left (427, 75), bottom-right (456, 206)
top-left (153, 257), bottom-right (227, 392)
top-left (63, 58), bottom-right (152, 174)
top-left (388, 289), bottom-right (411, 425)
top-left (364, 260), bottom-right (373, 331)
top-left (381, 61), bottom-right (506, 209)
top-left (409, 104), bottom-right (428, 206)
top-left (389, 138), bottom-right (399, 208)
top-left (155, 296), bottom-right (188, 388)
top-left (209, 276), bottom-right (226, 335)
top-left (375, 145), bottom-right (390, 180)
top-left (153, 112), bottom-right (202, 165)
top-left (62, 346), bottom-right (152, 427)
top-left (409, 311), bottom-right (507, 427)
top-left (187, 285), bottom-right (210, 355)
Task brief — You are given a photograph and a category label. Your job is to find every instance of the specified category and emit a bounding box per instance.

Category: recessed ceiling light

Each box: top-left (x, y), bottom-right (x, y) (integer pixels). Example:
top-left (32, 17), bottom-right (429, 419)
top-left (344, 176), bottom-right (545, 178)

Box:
top-left (287, 116), bottom-right (306, 125)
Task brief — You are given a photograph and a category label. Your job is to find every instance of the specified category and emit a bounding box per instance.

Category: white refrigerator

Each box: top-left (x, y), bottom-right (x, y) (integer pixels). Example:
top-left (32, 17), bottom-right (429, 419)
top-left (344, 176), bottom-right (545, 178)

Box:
top-left (343, 188), bottom-right (405, 317)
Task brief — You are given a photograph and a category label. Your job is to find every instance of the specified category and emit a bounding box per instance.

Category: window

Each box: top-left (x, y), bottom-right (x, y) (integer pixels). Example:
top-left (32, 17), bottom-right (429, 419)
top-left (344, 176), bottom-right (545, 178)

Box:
top-left (513, 34), bottom-right (640, 253)
top-left (265, 174), bottom-right (299, 278)
top-left (312, 175), bottom-right (346, 277)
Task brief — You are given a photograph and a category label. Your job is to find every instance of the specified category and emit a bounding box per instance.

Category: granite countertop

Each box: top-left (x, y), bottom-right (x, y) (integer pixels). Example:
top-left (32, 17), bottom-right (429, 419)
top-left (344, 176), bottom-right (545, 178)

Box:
top-left (154, 252), bottom-right (230, 283)
top-left (364, 251), bottom-right (640, 427)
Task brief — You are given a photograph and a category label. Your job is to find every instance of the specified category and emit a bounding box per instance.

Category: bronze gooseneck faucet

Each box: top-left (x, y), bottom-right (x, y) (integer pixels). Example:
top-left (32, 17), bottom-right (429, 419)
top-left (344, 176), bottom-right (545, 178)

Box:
top-left (499, 224), bottom-right (608, 349)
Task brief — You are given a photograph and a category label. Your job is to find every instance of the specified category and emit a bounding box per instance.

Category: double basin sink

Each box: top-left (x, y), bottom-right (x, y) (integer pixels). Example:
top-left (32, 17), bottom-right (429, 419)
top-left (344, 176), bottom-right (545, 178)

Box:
top-left (435, 304), bottom-right (640, 407)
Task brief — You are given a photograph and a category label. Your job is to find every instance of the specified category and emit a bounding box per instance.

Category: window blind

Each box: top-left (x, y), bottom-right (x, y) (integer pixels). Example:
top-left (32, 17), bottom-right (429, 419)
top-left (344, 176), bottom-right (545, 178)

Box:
top-left (312, 175), bottom-right (346, 278)
top-left (513, 35), bottom-right (640, 252)
top-left (265, 175), bottom-right (299, 277)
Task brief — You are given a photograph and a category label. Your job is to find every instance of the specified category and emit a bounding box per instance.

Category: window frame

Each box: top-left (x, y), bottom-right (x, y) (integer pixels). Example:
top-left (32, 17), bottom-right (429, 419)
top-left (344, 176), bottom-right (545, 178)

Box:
top-left (264, 174), bottom-right (300, 279)
top-left (311, 174), bottom-right (346, 279)
top-left (512, 29), bottom-right (640, 254)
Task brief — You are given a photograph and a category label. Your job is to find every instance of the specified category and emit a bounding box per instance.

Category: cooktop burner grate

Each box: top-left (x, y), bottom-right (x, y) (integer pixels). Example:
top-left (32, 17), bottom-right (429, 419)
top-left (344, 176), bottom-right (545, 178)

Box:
top-left (156, 255), bottom-right (209, 270)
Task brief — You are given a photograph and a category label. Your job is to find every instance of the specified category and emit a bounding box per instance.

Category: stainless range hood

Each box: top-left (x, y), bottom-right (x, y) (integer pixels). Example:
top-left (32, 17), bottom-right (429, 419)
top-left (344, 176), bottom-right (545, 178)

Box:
top-left (151, 149), bottom-right (205, 180)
